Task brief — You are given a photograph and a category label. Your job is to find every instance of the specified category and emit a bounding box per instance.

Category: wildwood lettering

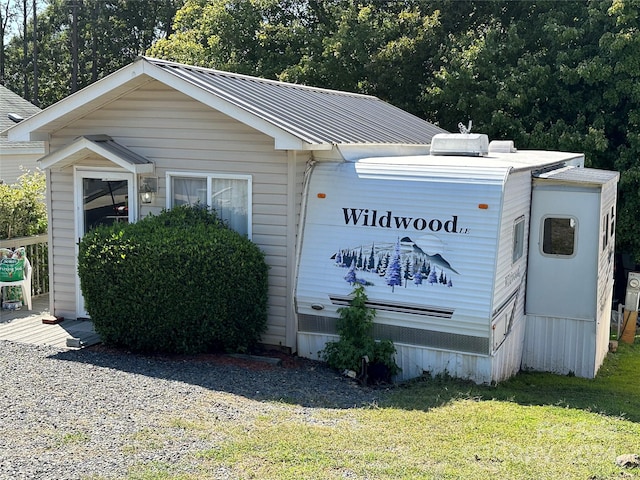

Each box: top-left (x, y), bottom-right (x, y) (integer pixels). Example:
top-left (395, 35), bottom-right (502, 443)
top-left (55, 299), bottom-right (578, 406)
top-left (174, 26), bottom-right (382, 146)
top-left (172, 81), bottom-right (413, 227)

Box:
top-left (342, 208), bottom-right (461, 233)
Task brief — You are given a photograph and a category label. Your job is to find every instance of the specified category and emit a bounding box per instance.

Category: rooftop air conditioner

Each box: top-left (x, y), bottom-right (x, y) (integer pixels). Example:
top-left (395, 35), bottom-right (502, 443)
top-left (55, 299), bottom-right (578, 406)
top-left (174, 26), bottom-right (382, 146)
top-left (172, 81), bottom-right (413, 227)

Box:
top-left (430, 133), bottom-right (489, 157)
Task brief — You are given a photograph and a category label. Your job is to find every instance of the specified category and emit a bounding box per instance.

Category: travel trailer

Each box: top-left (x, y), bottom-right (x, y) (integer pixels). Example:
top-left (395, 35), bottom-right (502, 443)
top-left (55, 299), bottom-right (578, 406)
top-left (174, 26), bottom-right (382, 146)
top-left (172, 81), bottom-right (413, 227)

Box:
top-left (295, 134), bottom-right (619, 383)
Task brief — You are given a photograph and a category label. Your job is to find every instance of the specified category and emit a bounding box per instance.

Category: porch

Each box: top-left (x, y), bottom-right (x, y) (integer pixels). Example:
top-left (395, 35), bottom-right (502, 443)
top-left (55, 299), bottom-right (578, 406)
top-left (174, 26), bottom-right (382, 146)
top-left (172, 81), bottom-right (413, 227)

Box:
top-left (0, 294), bottom-right (101, 349)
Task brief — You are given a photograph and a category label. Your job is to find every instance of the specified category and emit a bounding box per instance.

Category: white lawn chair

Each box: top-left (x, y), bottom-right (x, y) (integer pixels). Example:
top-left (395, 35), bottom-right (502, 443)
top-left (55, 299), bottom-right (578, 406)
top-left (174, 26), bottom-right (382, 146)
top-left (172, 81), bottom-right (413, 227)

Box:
top-left (0, 257), bottom-right (32, 310)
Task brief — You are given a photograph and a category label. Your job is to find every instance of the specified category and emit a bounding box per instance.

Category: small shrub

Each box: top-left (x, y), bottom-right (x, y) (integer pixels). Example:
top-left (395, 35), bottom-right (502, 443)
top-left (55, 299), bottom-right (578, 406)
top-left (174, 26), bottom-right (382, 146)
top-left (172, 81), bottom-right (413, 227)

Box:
top-left (321, 284), bottom-right (399, 383)
top-left (78, 204), bottom-right (269, 354)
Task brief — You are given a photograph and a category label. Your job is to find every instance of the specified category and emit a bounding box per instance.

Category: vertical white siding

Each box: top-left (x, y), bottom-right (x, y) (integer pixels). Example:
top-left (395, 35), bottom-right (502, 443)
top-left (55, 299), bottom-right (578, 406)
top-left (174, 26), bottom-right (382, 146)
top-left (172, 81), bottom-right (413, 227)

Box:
top-left (48, 169), bottom-right (77, 318)
top-left (523, 314), bottom-right (597, 377)
top-left (46, 81), bottom-right (296, 348)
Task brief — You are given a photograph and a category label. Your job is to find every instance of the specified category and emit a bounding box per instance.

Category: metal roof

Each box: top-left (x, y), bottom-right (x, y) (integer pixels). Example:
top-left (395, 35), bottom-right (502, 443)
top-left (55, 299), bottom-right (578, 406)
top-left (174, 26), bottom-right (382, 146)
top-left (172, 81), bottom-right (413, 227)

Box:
top-left (38, 135), bottom-right (154, 174)
top-left (144, 57), bottom-right (446, 146)
top-left (534, 166), bottom-right (620, 185)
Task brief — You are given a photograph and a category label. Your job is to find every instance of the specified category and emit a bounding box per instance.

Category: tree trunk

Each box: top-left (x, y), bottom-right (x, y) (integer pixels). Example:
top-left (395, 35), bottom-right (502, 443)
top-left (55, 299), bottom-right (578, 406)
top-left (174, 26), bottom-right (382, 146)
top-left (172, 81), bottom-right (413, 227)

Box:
top-left (70, 0), bottom-right (78, 93)
top-left (31, 0), bottom-right (37, 105)
top-left (22, 0), bottom-right (27, 99)
top-left (0, 2), bottom-right (6, 84)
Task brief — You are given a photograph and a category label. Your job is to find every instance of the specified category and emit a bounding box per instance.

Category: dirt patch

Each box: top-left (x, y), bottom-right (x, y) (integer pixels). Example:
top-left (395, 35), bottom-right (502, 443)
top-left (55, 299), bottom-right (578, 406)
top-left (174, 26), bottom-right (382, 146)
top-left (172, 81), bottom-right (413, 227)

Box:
top-left (85, 344), bottom-right (319, 371)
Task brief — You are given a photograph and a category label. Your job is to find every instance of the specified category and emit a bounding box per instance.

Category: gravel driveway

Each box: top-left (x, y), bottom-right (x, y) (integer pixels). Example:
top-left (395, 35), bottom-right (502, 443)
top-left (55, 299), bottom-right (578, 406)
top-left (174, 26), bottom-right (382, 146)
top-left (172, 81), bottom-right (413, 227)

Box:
top-left (0, 341), bottom-right (382, 479)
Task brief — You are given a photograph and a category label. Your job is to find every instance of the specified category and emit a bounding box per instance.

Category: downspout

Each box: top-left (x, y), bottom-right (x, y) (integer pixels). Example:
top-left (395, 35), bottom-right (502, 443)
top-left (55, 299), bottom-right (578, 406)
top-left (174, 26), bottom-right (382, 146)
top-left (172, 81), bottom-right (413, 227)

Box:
top-left (291, 155), bottom-right (318, 342)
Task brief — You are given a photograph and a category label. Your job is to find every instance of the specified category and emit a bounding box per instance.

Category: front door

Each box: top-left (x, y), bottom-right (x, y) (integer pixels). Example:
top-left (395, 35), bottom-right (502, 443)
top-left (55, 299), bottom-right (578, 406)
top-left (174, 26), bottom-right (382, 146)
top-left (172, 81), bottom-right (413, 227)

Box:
top-left (75, 169), bottom-right (135, 316)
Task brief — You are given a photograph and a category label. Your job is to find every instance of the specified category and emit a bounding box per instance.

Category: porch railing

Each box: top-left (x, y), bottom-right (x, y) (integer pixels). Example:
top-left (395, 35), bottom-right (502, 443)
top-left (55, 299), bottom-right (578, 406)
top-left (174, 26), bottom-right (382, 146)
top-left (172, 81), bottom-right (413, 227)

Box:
top-left (0, 234), bottom-right (49, 297)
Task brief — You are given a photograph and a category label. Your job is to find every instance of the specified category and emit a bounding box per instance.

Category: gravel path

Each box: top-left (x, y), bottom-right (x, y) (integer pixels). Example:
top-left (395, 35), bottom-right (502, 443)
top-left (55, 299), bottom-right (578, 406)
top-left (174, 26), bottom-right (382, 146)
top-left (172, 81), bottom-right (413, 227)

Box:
top-left (0, 340), bottom-right (383, 479)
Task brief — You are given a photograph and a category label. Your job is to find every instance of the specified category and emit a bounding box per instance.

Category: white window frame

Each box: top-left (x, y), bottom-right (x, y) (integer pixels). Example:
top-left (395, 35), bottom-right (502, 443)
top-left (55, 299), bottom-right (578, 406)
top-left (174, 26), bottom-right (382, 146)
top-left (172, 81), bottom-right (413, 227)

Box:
top-left (540, 215), bottom-right (577, 258)
top-left (166, 171), bottom-right (252, 238)
top-left (512, 216), bottom-right (525, 263)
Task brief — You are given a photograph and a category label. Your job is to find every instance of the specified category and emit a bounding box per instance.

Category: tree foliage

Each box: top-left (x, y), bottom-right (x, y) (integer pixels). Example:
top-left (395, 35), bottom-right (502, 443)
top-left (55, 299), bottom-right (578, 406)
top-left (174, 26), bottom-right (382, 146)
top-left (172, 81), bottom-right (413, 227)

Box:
top-left (2, 0), bottom-right (183, 107)
top-left (149, 0), bottom-right (640, 260)
top-left (6, 1), bottom-right (640, 259)
top-left (321, 284), bottom-right (399, 383)
top-left (0, 169), bottom-right (47, 239)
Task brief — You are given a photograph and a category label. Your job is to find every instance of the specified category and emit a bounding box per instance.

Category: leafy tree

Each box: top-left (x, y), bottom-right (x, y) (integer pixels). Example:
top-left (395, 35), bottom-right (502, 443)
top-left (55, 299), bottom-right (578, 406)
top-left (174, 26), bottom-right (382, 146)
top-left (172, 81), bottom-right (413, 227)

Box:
top-left (2, 0), bottom-right (183, 107)
top-left (6, 0), bottom-right (640, 261)
top-left (0, 169), bottom-right (47, 239)
top-left (421, 1), bottom-right (640, 259)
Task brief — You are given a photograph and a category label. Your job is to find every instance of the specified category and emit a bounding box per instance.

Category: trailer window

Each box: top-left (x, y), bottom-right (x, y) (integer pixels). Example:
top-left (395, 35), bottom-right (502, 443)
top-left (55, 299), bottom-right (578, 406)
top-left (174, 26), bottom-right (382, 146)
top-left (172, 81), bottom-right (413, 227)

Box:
top-left (610, 205), bottom-right (615, 237)
top-left (512, 216), bottom-right (525, 262)
top-left (542, 217), bottom-right (576, 256)
top-left (167, 172), bottom-right (252, 238)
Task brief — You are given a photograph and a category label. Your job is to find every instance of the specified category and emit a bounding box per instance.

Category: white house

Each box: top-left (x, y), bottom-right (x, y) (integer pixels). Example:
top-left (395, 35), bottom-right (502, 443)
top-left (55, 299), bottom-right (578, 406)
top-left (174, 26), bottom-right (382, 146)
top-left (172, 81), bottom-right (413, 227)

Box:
top-left (6, 56), bottom-right (445, 351)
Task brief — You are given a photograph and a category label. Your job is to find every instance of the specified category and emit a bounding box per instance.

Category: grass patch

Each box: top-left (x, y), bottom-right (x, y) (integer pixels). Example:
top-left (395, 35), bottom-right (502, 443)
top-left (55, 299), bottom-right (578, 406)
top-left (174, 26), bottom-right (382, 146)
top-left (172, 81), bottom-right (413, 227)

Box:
top-left (127, 461), bottom-right (193, 480)
top-left (127, 342), bottom-right (640, 479)
top-left (54, 429), bottom-right (90, 447)
top-left (387, 341), bottom-right (640, 421)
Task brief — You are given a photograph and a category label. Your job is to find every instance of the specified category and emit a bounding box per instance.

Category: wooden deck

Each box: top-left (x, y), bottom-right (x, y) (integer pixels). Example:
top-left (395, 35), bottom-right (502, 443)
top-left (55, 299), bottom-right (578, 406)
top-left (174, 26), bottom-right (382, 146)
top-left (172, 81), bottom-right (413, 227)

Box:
top-left (0, 295), bottom-right (101, 349)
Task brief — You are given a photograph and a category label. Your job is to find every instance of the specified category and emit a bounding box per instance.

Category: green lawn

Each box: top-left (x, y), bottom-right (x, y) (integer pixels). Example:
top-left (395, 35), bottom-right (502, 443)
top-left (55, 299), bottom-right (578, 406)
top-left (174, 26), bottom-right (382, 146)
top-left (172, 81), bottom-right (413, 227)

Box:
top-left (124, 341), bottom-right (640, 480)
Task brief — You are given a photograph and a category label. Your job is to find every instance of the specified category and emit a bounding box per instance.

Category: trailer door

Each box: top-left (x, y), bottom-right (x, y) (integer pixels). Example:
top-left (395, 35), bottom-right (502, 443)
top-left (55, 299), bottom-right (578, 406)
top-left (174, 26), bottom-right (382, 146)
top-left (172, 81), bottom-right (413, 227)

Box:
top-left (525, 168), bottom-right (618, 320)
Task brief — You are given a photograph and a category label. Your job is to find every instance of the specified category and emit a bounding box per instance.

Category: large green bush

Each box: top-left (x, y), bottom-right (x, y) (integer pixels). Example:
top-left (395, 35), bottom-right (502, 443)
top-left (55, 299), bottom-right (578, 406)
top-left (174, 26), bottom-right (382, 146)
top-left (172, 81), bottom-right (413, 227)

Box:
top-left (77, 205), bottom-right (269, 354)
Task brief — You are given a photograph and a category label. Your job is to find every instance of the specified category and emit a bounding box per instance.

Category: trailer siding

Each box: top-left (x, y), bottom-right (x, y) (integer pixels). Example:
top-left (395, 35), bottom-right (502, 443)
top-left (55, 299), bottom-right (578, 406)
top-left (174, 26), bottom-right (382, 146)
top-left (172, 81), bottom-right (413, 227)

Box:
top-left (296, 161), bottom-right (508, 338)
top-left (594, 179), bottom-right (617, 372)
top-left (489, 169), bottom-right (531, 381)
top-left (296, 160), bottom-right (517, 381)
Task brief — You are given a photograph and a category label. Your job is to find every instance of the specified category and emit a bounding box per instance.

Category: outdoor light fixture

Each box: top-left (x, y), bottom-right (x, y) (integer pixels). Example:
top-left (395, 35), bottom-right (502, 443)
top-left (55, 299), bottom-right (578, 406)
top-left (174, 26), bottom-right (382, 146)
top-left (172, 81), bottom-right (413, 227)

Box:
top-left (140, 189), bottom-right (153, 204)
top-left (139, 177), bottom-right (157, 204)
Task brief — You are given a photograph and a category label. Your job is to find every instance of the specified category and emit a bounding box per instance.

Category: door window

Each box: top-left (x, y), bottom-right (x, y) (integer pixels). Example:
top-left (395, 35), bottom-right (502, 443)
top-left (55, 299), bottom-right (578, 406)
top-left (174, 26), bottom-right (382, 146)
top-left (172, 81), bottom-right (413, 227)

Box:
top-left (83, 178), bottom-right (129, 233)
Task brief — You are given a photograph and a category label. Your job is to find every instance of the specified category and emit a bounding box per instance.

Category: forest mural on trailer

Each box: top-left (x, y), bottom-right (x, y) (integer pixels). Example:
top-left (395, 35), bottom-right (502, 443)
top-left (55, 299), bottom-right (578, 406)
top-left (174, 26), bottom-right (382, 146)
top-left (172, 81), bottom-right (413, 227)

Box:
top-left (333, 236), bottom-right (458, 293)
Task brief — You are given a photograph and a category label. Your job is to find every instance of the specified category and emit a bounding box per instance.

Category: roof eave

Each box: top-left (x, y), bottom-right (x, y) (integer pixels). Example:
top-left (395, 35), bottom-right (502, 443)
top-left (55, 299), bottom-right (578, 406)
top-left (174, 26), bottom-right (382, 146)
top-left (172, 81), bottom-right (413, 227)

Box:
top-left (7, 61), bottom-right (154, 142)
top-left (38, 136), bottom-right (154, 174)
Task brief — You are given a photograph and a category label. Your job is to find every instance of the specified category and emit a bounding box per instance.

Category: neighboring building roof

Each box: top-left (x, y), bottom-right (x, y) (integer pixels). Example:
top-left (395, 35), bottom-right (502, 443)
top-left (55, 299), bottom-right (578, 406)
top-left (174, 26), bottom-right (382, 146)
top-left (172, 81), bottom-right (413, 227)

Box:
top-left (0, 86), bottom-right (41, 131)
top-left (0, 85), bottom-right (42, 149)
top-left (7, 57), bottom-right (446, 149)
